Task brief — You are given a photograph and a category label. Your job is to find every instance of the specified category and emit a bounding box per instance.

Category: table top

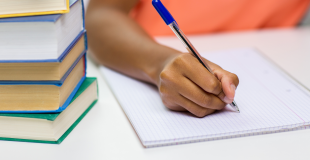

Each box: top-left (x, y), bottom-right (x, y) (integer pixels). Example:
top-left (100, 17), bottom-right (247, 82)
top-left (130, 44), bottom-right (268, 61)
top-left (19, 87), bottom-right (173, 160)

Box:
top-left (2, 27), bottom-right (310, 160)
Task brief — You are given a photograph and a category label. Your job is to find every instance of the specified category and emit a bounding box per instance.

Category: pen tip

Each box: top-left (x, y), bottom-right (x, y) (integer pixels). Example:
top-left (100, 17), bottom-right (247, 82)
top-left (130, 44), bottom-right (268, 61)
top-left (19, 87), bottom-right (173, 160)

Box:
top-left (230, 101), bottom-right (240, 113)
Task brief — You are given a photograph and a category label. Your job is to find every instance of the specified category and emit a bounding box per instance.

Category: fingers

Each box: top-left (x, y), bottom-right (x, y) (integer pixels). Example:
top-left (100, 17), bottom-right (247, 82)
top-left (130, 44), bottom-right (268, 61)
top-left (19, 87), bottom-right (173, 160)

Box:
top-left (163, 94), bottom-right (216, 118)
top-left (205, 58), bottom-right (239, 103)
top-left (177, 76), bottom-right (226, 110)
top-left (158, 53), bottom-right (239, 117)
top-left (174, 55), bottom-right (222, 96)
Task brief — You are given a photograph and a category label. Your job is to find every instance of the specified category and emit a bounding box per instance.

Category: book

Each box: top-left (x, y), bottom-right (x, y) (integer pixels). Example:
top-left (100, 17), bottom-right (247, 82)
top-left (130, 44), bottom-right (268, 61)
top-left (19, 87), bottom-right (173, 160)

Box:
top-left (0, 0), bottom-right (78, 18)
top-left (0, 56), bottom-right (86, 113)
top-left (0, 0), bottom-right (84, 61)
top-left (101, 48), bottom-right (310, 148)
top-left (0, 33), bottom-right (86, 82)
top-left (0, 77), bottom-right (98, 144)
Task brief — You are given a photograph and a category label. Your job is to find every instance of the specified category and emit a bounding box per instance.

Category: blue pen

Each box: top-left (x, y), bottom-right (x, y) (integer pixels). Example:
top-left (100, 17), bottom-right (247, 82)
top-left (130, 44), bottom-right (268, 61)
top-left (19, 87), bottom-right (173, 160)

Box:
top-left (152, 0), bottom-right (240, 113)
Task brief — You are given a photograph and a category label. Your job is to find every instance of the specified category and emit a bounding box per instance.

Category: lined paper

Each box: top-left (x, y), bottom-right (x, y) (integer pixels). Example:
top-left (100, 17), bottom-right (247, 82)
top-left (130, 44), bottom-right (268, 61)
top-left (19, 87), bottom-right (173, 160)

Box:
top-left (100, 48), bottom-right (310, 147)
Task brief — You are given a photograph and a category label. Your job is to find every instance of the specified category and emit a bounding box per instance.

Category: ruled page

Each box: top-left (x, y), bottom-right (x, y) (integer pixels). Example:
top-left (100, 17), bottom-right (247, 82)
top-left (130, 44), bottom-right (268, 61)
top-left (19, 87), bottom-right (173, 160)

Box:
top-left (100, 48), bottom-right (310, 147)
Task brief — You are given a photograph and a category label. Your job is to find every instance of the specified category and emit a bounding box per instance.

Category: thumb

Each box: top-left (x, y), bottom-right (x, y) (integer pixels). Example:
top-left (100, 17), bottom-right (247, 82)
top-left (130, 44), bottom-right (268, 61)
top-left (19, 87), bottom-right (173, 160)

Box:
top-left (215, 71), bottom-right (239, 104)
top-left (202, 58), bottom-right (239, 104)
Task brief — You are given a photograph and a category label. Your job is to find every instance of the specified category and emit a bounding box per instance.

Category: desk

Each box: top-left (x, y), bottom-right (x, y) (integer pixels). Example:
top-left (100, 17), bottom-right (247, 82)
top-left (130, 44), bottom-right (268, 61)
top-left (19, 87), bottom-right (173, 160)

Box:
top-left (1, 27), bottom-right (310, 160)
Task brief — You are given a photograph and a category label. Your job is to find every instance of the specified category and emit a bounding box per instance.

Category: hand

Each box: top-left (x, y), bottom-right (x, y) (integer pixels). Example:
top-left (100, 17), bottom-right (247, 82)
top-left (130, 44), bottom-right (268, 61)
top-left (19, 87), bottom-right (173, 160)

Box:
top-left (157, 53), bottom-right (239, 117)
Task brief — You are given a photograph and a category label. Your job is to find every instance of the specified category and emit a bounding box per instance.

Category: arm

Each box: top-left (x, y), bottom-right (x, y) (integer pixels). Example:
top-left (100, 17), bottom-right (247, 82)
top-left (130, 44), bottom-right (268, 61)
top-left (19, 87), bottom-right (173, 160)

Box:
top-left (86, 0), bottom-right (239, 117)
top-left (86, 0), bottom-right (175, 84)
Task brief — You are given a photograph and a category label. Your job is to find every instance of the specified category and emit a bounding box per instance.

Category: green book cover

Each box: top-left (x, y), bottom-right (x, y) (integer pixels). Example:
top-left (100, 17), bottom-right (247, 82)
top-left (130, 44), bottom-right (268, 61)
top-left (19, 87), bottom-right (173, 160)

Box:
top-left (0, 77), bottom-right (98, 144)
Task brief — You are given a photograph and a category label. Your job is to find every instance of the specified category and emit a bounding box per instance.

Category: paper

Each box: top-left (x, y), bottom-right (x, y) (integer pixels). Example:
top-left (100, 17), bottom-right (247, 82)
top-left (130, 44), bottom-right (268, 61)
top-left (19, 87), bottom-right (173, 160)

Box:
top-left (100, 48), bottom-right (310, 147)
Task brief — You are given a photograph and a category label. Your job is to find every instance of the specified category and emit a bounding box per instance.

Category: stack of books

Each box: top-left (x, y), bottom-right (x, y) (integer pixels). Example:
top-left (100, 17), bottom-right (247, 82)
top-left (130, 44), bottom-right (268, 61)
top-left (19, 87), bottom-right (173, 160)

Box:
top-left (0, 0), bottom-right (98, 143)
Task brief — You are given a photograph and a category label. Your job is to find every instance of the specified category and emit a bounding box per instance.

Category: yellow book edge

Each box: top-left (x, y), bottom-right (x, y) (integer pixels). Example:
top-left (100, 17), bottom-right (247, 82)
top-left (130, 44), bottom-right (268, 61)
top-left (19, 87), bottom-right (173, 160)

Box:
top-left (0, 0), bottom-right (70, 18)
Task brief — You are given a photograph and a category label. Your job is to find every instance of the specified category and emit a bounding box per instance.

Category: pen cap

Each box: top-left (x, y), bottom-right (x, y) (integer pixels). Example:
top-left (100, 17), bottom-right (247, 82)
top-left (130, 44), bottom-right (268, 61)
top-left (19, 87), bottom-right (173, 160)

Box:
top-left (152, 0), bottom-right (175, 25)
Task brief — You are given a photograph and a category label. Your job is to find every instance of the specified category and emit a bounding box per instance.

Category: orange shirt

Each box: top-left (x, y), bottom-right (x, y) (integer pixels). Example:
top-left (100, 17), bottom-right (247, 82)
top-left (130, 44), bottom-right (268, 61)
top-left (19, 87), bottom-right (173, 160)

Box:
top-left (131, 0), bottom-right (310, 36)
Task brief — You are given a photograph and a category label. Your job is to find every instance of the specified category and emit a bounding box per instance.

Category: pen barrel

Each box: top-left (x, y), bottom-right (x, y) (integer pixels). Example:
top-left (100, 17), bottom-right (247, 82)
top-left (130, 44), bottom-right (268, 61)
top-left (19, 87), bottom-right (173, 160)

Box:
top-left (168, 22), bottom-right (240, 112)
top-left (168, 22), bottom-right (214, 74)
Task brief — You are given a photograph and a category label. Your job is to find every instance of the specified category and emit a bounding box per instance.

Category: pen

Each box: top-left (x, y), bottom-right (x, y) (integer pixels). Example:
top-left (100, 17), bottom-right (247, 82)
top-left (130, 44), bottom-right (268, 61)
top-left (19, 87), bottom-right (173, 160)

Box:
top-left (152, 0), bottom-right (240, 113)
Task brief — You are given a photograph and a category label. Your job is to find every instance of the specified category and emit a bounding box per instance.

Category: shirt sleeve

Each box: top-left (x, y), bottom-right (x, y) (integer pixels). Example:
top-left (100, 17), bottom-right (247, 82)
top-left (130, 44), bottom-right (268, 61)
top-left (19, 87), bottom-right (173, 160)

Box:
top-left (299, 6), bottom-right (310, 26)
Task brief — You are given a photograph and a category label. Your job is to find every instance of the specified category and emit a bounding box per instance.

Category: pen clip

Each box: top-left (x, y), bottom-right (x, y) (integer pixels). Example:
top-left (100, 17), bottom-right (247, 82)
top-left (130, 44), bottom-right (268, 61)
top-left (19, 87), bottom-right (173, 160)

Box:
top-left (152, 0), bottom-right (175, 25)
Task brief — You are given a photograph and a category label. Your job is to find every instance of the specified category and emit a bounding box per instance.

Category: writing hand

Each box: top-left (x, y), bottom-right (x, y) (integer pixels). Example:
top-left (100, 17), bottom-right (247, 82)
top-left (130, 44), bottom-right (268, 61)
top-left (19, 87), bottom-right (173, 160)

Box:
top-left (157, 53), bottom-right (239, 117)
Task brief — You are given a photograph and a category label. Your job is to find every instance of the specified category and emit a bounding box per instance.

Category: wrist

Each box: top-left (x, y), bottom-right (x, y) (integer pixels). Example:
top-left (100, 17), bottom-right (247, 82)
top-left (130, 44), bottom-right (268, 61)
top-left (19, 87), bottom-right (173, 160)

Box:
top-left (144, 45), bottom-right (181, 86)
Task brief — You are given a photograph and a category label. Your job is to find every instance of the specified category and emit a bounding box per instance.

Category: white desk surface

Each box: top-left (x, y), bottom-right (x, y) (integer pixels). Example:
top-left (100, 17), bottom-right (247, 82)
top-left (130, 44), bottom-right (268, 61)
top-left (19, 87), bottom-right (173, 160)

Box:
top-left (2, 27), bottom-right (310, 160)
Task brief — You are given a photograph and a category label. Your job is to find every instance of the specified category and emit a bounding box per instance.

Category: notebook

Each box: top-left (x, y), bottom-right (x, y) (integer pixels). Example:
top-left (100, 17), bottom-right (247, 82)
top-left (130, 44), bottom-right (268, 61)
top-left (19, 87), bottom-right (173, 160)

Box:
top-left (101, 48), bottom-right (310, 148)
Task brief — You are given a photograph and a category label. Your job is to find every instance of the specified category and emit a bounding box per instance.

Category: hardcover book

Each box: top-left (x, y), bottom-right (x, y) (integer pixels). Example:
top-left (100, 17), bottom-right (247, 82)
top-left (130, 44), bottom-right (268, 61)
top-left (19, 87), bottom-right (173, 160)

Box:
top-left (0, 77), bottom-right (98, 144)
top-left (0, 0), bottom-right (85, 61)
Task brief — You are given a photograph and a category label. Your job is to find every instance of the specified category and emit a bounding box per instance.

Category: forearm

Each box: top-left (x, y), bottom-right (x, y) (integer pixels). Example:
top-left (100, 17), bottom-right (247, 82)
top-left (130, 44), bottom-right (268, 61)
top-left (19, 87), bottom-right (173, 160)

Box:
top-left (86, 4), bottom-right (180, 85)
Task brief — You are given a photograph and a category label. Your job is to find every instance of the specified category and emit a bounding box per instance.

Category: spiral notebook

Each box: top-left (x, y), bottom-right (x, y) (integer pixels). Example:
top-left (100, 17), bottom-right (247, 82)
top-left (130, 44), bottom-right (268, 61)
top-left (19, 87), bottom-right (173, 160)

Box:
top-left (100, 48), bottom-right (310, 148)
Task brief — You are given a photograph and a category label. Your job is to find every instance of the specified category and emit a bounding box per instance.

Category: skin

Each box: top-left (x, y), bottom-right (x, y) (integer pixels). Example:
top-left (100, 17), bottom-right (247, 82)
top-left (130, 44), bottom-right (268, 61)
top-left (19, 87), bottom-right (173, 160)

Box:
top-left (86, 0), bottom-right (239, 117)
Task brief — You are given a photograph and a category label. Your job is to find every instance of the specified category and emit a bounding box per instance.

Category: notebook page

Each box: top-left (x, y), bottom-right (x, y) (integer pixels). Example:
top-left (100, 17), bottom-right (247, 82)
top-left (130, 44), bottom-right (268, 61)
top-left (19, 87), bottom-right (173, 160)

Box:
top-left (100, 48), bottom-right (310, 147)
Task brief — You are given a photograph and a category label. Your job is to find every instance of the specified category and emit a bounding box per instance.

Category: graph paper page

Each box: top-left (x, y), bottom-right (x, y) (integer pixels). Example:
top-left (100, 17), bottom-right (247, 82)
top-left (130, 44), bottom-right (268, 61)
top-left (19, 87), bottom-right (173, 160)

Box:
top-left (100, 48), bottom-right (310, 147)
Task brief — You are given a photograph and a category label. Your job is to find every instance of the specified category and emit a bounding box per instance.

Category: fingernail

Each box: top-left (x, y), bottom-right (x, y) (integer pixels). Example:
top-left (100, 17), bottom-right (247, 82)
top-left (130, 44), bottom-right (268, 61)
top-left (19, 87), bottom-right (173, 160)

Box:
top-left (230, 84), bottom-right (236, 92)
top-left (224, 96), bottom-right (233, 104)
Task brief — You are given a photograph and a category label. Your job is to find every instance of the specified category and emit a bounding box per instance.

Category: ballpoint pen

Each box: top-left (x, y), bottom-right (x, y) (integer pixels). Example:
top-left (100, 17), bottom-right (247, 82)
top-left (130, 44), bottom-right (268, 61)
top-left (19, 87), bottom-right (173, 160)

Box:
top-left (152, 0), bottom-right (240, 113)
